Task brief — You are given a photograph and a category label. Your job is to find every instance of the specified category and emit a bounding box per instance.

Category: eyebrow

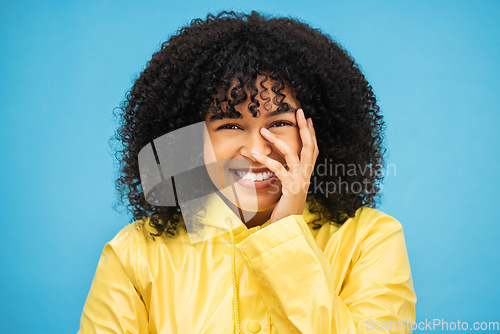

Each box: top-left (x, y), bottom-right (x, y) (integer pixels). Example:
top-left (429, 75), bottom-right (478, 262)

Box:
top-left (266, 106), bottom-right (297, 117)
top-left (208, 106), bottom-right (297, 121)
top-left (209, 112), bottom-right (242, 121)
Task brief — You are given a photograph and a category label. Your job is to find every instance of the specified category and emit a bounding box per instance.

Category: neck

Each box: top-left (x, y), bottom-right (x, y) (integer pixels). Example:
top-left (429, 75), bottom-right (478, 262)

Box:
top-left (218, 193), bottom-right (274, 228)
top-left (242, 207), bottom-right (274, 228)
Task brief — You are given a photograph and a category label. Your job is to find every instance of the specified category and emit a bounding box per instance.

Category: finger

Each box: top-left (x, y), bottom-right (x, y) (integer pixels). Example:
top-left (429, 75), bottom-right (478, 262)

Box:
top-left (260, 128), bottom-right (302, 175)
top-left (307, 117), bottom-right (319, 159)
top-left (251, 151), bottom-right (293, 184)
top-left (296, 109), bottom-right (316, 175)
top-left (307, 118), bottom-right (318, 147)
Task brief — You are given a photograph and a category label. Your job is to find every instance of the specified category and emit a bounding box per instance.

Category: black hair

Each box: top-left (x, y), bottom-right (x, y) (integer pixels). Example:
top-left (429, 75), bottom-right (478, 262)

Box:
top-left (114, 11), bottom-right (385, 237)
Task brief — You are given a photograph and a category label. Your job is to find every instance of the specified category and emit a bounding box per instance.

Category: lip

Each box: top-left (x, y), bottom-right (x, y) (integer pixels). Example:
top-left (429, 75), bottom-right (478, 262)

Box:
top-left (232, 167), bottom-right (271, 173)
top-left (229, 168), bottom-right (278, 189)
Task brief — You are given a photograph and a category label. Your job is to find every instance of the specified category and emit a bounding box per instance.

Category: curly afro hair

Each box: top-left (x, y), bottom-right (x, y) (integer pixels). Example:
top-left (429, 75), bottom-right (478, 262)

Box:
top-left (114, 10), bottom-right (385, 237)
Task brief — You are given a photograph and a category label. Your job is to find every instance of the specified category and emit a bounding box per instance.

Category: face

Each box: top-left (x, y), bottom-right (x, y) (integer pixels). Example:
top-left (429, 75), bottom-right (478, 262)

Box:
top-left (203, 76), bottom-right (302, 213)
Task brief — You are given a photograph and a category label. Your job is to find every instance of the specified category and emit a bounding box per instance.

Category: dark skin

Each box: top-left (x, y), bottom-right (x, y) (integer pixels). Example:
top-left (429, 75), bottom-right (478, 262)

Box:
top-left (204, 76), bottom-right (318, 228)
top-left (116, 12), bottom-right (386, 237)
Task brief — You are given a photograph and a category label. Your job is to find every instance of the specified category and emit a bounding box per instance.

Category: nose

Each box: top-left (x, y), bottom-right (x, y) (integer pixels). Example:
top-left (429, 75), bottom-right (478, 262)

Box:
top-left (240, 128), bottom-right (272, 159)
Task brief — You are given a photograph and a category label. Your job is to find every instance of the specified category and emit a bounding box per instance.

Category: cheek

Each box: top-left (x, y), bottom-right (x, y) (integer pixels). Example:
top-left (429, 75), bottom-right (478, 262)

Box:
top-left (203, 135), bottom-right (235, 185)
top-left (203, 134), bottom-right (216, 164)
top-left (206, 137), bottom-right (235, 160)
top-left (204, 130), bottom-right (230, 159)
top-left (294, 133), bottom-right (303, 155)
top-left (275, 130), bottom-right (302, 155)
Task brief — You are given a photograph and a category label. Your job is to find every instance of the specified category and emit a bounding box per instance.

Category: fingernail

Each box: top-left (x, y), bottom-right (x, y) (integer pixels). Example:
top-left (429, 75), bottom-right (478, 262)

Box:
top-left (307, 118), bottom-right (313, 127)
top-left (298, 108), bottom-right (305, 119)
top-left (261, 128), bottom-right (271, 134)
top-left (252, 150), bottom-right (261, 156)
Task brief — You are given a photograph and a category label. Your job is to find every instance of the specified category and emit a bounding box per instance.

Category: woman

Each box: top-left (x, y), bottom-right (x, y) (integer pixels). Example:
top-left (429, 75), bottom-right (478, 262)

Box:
top-left (79, 11), bottom-right (416, 333)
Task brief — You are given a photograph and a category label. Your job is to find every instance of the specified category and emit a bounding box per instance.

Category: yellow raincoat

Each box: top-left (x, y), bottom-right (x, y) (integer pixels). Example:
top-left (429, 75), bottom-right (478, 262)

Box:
top-left (79, 194), bottom-right (416, 333)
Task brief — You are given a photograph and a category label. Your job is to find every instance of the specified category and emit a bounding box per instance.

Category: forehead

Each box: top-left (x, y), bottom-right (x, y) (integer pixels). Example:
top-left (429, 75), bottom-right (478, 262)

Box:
top-left (208, 104), bottom-right (298, 121)
top-left (207, 75), bottom-right (299, 120)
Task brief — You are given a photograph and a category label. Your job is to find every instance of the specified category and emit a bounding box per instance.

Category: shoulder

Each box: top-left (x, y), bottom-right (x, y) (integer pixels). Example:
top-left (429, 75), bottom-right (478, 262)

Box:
top-left (104, 218), bottom-right (192, 286)
top-left (351, 206), bottom-right (404, 233)
top-left (312, 207), bottom-right (413, 291)
top-left (312, 206), bottom-right (405, 249)
top-left (108, 219), bottom-right (149, 251)
top-left (108, 217), bottom-right (191, 253)
top-left (342, 207), bottom-right (406, 244)
top-left (339, 207), bottom-right (409, 266)
top-left (102, 220), bottom-right (151, 280)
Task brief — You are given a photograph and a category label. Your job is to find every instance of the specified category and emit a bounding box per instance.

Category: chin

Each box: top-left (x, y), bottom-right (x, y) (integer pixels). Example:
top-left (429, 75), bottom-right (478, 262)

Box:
top-left (219, 184), bottom-right (280, 213)
top-left (205, 159), bottom-right (282, 213)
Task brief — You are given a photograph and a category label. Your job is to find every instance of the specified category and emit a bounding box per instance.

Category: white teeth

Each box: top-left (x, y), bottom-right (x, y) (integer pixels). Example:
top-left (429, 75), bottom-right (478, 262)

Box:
top-left (233, 170), bottom-right (275, 181)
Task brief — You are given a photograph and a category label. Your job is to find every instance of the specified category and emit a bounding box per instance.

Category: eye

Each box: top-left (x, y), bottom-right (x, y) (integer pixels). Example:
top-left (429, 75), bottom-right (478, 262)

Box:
top-left (217, 123), bottom-right (242, 130)
top-left (269, 121), bottom-right (294, 128)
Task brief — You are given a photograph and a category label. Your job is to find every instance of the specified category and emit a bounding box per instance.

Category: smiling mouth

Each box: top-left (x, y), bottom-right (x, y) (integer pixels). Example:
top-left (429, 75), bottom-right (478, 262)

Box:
top-left (229, 169), bottom-right (276, 182)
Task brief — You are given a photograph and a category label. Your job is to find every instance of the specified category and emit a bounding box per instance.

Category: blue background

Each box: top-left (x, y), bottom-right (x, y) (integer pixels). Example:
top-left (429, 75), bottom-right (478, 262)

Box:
top-left (1, 0), bottom-right (499, 332)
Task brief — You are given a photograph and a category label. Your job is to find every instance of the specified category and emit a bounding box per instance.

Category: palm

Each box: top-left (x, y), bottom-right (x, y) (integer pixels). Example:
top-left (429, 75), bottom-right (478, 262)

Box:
top-left (252, 109), bottom-right (318, 224)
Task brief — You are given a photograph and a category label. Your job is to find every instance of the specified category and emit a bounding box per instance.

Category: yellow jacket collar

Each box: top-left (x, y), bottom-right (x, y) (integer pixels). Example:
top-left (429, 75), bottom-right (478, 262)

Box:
top-left (183, 192), bottom-right (322, 244)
